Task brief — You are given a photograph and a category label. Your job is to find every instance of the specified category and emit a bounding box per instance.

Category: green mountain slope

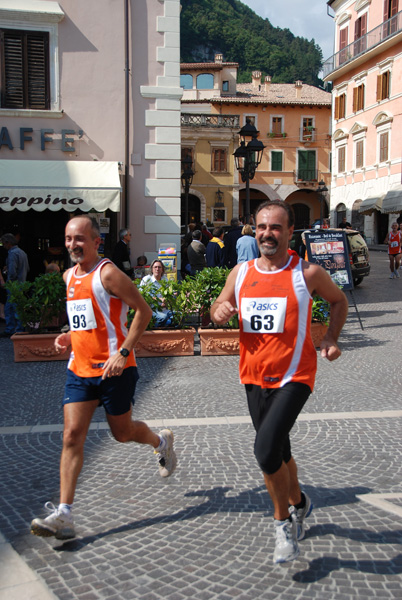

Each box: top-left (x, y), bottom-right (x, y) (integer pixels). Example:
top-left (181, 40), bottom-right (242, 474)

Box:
top-left (180, 0), bottom-right (323, 86)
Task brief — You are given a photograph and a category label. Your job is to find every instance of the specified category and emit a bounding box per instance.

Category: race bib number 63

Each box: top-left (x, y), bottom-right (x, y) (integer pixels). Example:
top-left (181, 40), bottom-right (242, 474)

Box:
top-left (241, 297), bottom-right (287, 333)
top-left (67, 298), bottom-right (97, 331)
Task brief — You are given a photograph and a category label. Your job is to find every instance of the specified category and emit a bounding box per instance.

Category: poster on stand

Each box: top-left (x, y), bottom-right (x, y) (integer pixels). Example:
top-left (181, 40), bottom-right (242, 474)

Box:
top-left (304, 230), bottom-right (353, 291)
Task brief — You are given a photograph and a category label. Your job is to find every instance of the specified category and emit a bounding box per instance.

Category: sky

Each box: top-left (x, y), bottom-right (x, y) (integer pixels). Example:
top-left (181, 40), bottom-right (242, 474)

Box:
top-left (239, 0), bottom-right (336, 62)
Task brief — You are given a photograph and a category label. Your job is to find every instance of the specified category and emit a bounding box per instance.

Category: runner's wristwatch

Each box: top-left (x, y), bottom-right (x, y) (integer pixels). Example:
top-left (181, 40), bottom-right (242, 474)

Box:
top-left (119, 347), bottom-right (130, 358)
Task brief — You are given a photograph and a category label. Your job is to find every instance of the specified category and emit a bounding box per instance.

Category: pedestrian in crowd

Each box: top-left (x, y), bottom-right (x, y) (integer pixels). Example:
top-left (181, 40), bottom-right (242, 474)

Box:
top-left (210, 200), bottom-right (348, 564)
top-left (384, 221), bottom-right (402, 279)
top-left (338, 217), bottom-right (352, 229)
top-left (30, 216), bottom-right (176, 540)
top-left (0, 233), bottom-right (30, 338)
top-left (186, 230), bottom-right (206, 275)
top-left (223, 218), bottom-right (244, 268)
top-left (206, 227), bottom-right (225, 267)
top-left (134, 255), bottom-right (148, 279)
top-left (236, 224), bottom-right (259, 263)
top-left (112, 228), bottom-right (133, 278)
top-left (202, 223), bottom-right (213, 241)
top-left (140, 259), bottom-right (174, 327)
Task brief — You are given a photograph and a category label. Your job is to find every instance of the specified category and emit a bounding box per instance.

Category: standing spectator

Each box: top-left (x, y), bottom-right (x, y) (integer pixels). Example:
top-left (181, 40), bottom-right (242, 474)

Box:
top-left (0, 233), bottom-right (29, 337)
top-left (210, 200), bottom-right (348, 564)
top-left (384, 222), bottom-right (402, 279)
top-left (223, 218), bottom-right (243, 268)
top-left (195, 222), bottom-right (210, 247)
top-left (236, 225), bottom-right (259, 263)
top-left (206, 227), bottom-right (225, 267)
top-left (112, 228), bottom-right (133, 278)
top-left (338, 217), bottom-right (351, 229)
top-left (187, 230), bottom-right (206, 275)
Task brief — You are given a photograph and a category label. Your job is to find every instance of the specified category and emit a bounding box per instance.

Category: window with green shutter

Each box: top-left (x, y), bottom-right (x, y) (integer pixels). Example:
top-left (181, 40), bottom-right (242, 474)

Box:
top-left (271, 151), bottom-right (282, 172)
top-left (0, 29), bottom-right (50, 110)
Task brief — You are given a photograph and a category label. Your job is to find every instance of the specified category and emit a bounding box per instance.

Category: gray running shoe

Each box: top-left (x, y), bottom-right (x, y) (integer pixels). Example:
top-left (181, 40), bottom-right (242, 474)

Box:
top-left (395, 270), bottom-right (400, 278)
top-left (273, 515), bottom-right (299, 564)
top-left (292, 493), bottom-right (313, 540)
top-left (155, 429), bottom-right (177, 477)
top-left (31, 502), bottom-right (75, 540)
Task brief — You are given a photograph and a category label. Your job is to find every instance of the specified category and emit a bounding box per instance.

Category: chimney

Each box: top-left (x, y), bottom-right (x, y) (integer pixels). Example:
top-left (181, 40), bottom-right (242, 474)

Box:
top-left (252, 70), bottom-right (262, 90)
top-left (215, 53), bottom-right (223, 63)
top-left (264, 75), bottom-right (272, 93)
top-left (295, 80), bottom-right (303, 99)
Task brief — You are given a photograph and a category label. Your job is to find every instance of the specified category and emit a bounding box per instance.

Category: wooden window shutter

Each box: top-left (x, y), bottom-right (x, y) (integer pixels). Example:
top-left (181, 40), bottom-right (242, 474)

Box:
top-left (361, 13), bottom-right (367, 36)
top-left (390, 0), bottom-right (398, 17)
top-left (1, 29), bottom-right (49, 110)
top-left (376, 75), bottom-right (383, 100)
top-left (353, 87), bottom-right (358, 112)
top-left (27, 32), bottom-right (49, 110)
top-left (354, 19), bottom-right (360, 40)
top-left (334, 96), bottom-right (340, 119)
top-left (384, 0), bottom-right (389, 21)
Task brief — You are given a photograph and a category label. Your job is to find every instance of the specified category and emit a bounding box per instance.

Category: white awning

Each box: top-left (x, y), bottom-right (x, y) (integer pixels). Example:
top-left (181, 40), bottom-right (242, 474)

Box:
top-left (0, 160), bottom-right (122, 212)
top-left (382, 185), bottom-right (402, 214)
top-left (359, 194), bottom-right (384, 215)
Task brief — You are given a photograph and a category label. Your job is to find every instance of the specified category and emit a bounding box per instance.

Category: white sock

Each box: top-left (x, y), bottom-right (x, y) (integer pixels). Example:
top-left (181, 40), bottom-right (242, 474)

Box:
top-left (58, 503), bottom-right (72, 514)
top-left (156, 435), bottom-right (166, 452)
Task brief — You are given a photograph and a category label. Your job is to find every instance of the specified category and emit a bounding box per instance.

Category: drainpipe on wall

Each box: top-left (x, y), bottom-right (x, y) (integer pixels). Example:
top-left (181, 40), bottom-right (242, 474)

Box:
top-left (124, 0), bottom-right (130, 227)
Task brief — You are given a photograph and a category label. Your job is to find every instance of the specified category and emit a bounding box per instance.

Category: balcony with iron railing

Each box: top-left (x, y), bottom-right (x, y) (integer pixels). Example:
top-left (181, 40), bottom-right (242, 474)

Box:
top-left (294, 169), bottom-right (319, 184)
top-left (323, 11), bottom-right (402, 78)
top-left (300, 127), bottom-right (317, 143)
top-left (181, 113), bottom-right (240, 128)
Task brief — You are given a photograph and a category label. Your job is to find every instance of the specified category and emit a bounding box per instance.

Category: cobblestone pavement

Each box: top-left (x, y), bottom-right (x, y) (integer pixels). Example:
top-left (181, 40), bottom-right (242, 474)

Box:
top-left (0, 251), bottom-right (401, 600)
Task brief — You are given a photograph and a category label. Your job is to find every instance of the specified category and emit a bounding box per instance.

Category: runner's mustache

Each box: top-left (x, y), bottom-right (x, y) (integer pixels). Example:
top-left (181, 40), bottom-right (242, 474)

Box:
top-left (260, 237), bottom-right (278, 245)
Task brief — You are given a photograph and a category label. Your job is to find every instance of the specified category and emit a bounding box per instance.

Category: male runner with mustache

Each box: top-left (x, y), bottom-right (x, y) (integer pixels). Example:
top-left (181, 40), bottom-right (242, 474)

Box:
top-left (211, 201), bottom-right (348, 564)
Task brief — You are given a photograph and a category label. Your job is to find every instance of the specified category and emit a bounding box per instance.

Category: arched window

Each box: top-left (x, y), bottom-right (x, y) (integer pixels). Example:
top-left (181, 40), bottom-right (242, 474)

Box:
top-left (292, 203), bottom-right (310, 229)
top-left (196, 73), bottom-right (214, 90)
top-left (336, 203), bottom-right (347, 226)
top-left (180, 74), bottom-right (193, 89)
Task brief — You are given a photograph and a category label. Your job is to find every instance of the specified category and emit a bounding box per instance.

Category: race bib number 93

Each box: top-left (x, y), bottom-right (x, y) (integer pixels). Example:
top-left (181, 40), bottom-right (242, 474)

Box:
top-left (241, 297), bottom-right (287, 333)
top-left (67, 298), bottom-right (97, 331)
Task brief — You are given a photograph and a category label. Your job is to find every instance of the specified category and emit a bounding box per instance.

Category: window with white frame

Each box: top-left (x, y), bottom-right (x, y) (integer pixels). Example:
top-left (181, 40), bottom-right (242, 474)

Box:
top-left (0, 2), bottom-right (64, 113)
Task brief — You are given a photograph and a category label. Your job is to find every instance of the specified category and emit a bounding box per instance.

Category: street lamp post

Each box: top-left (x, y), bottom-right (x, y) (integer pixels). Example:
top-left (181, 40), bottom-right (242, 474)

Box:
top-left (316, 179), bottom-right (328, 227)
top-left (181, 155), bottom-right (194, 232)
top-left (233, 119), bottom-right (265, 224)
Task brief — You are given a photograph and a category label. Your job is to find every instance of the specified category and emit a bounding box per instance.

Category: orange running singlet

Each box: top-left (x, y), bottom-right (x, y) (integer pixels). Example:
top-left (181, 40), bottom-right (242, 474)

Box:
top-left (235, 255), bottom-right (317, 390)
top-left (388, 231), bottom-right (401, 255)
top-left (66, 259), bottom-right (135, 377)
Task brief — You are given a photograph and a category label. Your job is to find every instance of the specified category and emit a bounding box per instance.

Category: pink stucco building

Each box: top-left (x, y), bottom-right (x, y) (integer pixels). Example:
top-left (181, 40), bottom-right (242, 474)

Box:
top-left (0, 0), bottom-right (182, 276)
top-left (324, 0), bottom-right (402, 243)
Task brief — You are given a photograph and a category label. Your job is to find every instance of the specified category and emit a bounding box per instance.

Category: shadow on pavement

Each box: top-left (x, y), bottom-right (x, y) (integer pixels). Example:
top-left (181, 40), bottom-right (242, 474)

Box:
top-left (293, 553), bottom-right (402, 583)
top-left (54, 483), bottom-right (372, 553)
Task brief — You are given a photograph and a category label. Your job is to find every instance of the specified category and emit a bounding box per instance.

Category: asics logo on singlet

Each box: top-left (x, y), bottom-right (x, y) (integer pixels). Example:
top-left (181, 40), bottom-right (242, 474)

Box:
top-left (250, 301), bottom-right (279, 311)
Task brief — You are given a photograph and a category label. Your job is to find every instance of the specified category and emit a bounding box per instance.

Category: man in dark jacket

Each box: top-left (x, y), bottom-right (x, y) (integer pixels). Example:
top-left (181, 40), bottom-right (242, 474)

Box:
top-left (206, 227), bottom-right (225, 267)
top-left (223, 218), bottom-right (243, 268)
top-left (112, 229), bottom-right (133, 278)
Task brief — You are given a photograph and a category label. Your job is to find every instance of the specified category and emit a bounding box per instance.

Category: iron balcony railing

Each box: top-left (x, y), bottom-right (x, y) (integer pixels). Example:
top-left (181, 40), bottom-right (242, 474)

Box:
top-left (300, 127), bottom-right (317, 142)
top-left (294, 169), bottom-right (319, 183)
top-left (323, 11), bottom-right (402, 78)
top-left (181, 113), bottom-right (240, 128)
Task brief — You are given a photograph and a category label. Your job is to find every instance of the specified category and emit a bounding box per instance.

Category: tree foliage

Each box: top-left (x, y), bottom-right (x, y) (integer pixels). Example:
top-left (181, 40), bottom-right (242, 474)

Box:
top-left (180, 0), bottom-right (323, 86)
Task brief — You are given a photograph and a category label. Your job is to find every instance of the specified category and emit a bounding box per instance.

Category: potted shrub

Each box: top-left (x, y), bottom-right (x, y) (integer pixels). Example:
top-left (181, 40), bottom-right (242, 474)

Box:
top-left (128, 277), bottom-right (198, 357)
top-left (6, 272), bottom-right (69, 362)
top-left (311, 294), bottom-right (330, 348)
top-left (193, 267), bottom-right (240, 356)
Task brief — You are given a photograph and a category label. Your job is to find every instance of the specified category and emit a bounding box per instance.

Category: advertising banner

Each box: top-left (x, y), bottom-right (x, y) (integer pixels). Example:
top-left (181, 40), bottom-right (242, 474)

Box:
top-left (304, 230), bottom-right (353, 291)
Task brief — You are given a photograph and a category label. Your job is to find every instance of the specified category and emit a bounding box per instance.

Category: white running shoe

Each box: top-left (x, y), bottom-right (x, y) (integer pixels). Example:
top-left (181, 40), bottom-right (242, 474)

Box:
top-left (31, 502), bottom-right (75, 539)
top-left (395, 270), bottom-right (400, 278)
top-left (273, 514), bottom-right (299, 564)
top-left (390, 272), bottom-right (395, 279)
top-left (292, 493), bottom-right (313, 541)
top-left (155, 429), bottom-right (177, 477)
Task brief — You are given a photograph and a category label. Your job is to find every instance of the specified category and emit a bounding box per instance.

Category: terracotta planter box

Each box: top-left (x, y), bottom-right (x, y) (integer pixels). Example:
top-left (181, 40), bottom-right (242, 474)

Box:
top-left (310, 322), bottom-right (328, 349)
top-left (11, 332), bottom-right (70, 363)
top-left (134, 328), bottom-right (195, 357)
top-left (199, 328), bottom-right (240, 356)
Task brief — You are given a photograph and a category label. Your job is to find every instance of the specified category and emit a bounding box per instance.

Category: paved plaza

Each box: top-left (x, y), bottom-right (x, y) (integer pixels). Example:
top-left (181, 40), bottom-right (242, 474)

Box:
top-left (0, 250), bottom-right (401, 600)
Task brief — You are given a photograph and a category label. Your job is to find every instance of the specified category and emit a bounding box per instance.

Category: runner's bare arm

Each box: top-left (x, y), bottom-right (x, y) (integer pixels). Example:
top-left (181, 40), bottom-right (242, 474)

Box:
top-left (210, 265), bottom-right (240, 326)
top-left (303, 261), bottom-right (348, 361)
top-left (100, 263), bottom-right (152, 378)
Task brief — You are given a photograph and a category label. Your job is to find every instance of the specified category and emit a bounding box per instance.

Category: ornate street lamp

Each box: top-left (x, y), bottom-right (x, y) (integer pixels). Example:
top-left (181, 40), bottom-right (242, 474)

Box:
top-left (233, 119), bottom-right (265, 224)
top-left (181, 154), bottom-right (194, 231)
top-left (316, 179), bottom-right (328, 227)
